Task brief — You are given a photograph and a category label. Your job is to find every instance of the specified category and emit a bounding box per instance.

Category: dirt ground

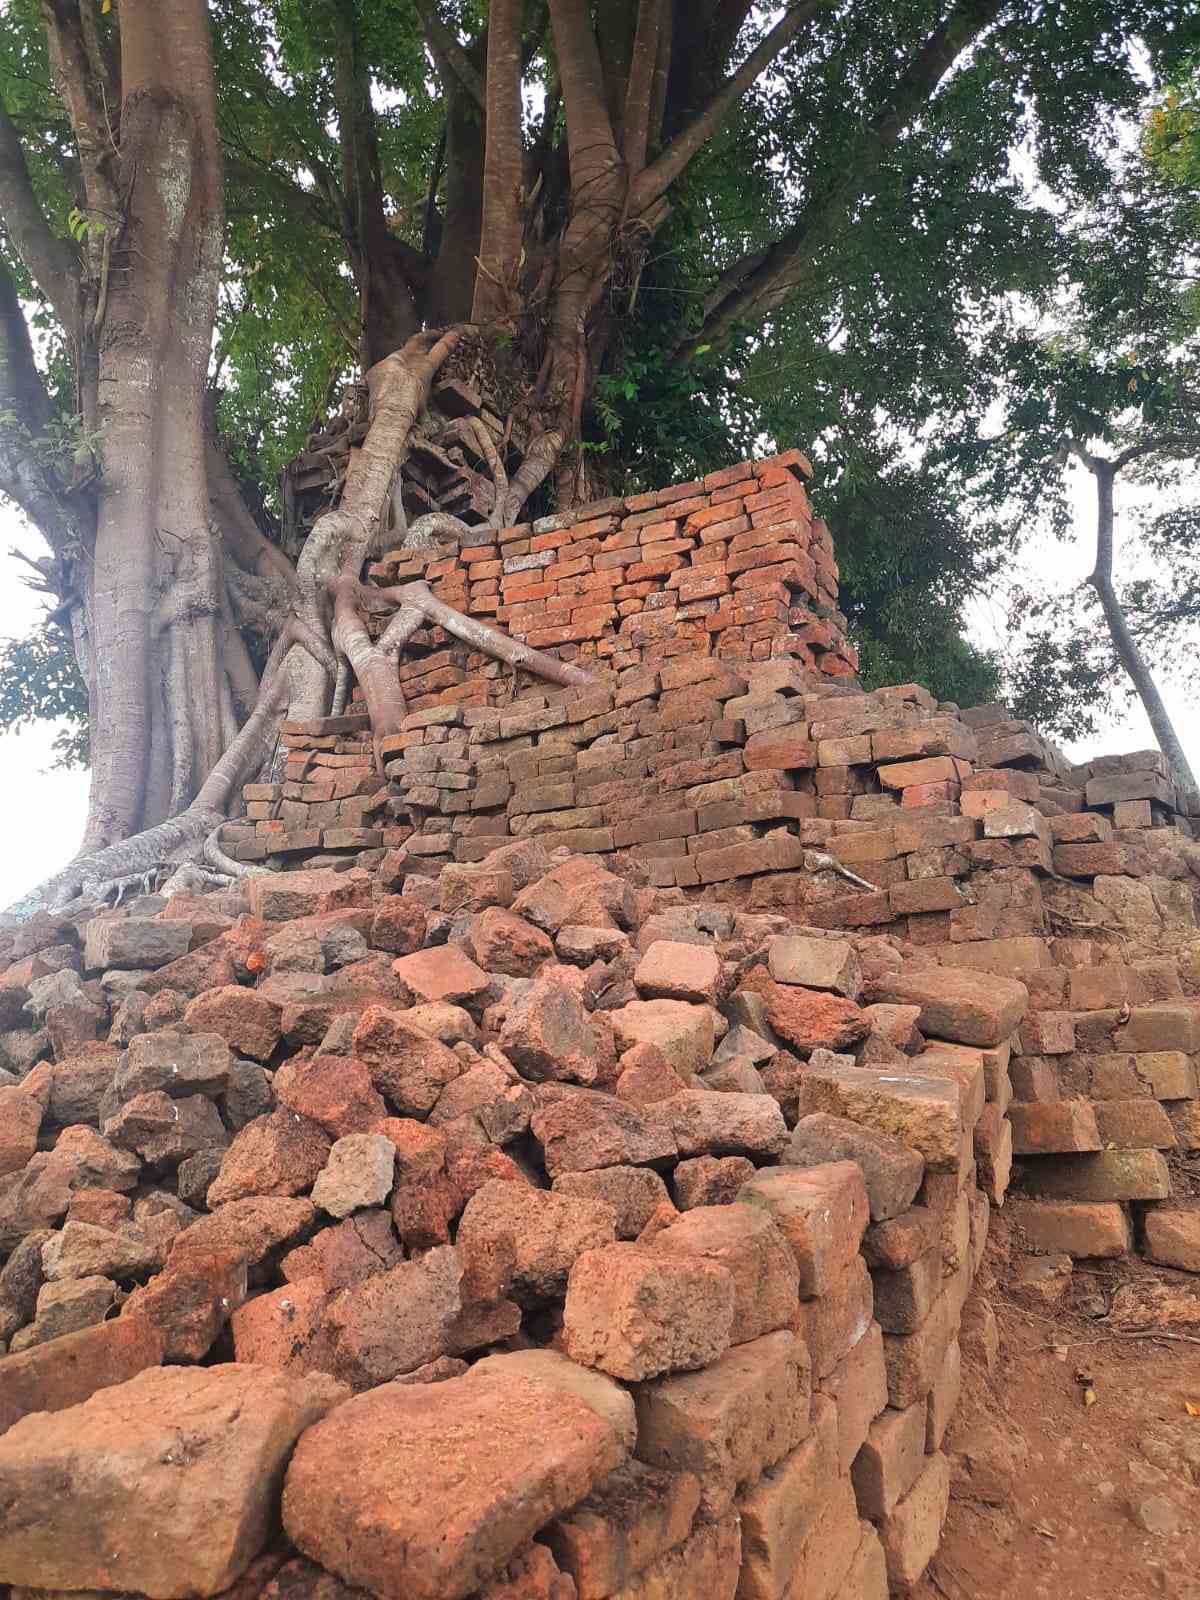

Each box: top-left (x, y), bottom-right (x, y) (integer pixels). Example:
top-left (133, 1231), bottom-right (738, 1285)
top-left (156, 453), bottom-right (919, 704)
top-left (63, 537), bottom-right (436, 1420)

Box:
top-left (915, 1216), bottom-right (1200, 1600)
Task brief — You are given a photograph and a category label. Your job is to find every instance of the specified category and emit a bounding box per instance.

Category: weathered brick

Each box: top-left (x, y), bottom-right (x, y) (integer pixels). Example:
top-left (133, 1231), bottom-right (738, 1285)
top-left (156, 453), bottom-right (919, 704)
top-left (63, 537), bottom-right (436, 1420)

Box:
top-left (633, 1331), bottom-right (810, 1518)
top-left (653, 1204), bottom-right (799, 1344)
top-left (1008, 1100), bottom-right (1101, 1155)
top-left (851, 1399), bottom-right (926, 1520)
top-left (1008, 1199), bottom-right (1131, 1258)
top-left (735, 1394), bottom-right (838, 1600)
top-left (542, 1460), bottom-right (701, 1600)
top-left (877, 1450), bottom-right (950, 1589)
top-left (737, 1162), bottom-right (869, 1296)
top-left (821, 1321), bottom-right (888, 1473)
top-left (1019, 1149), bottom-right (1171, 1202)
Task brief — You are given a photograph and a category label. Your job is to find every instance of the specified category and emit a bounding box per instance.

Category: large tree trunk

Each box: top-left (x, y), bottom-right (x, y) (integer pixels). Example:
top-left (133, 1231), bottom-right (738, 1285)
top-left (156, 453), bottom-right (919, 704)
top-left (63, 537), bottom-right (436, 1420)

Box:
top-left (81, 0), bottom-right (225, 849)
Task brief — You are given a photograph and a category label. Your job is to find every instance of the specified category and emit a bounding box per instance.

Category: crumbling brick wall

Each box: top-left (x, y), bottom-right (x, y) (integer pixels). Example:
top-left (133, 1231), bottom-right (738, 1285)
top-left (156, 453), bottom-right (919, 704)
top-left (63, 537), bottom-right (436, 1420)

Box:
top-left (0, 846), bottom-right (1015, 1599)
top-left (2, 445), bottom-right (1168, 1597)
top-left (230, 451), bottom-right (1200, 1283)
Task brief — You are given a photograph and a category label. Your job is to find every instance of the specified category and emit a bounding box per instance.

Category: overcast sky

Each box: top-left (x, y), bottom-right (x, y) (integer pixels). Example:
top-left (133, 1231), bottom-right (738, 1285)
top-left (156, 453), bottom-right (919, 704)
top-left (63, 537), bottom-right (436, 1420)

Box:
top-left (0, 450), bottom-right (1193, 910)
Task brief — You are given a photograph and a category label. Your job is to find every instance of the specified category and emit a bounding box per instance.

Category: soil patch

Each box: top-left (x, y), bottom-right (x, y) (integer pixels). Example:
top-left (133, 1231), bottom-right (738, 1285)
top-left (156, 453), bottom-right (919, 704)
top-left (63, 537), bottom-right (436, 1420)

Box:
top-left (917, 1216), bottom-right (1200, 1600)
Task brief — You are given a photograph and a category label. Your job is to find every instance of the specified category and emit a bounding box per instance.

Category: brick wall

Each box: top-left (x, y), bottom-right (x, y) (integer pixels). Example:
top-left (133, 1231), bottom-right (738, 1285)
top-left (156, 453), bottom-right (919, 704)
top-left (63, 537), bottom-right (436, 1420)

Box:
top-left (230, 450), bottom-right (1200, 1278)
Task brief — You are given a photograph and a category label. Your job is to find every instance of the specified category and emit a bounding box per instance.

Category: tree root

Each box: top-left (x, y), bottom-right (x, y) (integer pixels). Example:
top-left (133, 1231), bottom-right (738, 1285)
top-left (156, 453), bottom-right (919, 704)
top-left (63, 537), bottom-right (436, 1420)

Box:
top-left (6, 337), bottom-right (582, 923)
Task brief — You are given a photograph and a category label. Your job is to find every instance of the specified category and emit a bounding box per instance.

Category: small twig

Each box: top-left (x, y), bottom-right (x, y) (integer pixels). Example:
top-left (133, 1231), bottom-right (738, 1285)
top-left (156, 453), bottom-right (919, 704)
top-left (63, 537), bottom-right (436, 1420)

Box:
top-left (1038, 1331), bottom-right (1200, 1350)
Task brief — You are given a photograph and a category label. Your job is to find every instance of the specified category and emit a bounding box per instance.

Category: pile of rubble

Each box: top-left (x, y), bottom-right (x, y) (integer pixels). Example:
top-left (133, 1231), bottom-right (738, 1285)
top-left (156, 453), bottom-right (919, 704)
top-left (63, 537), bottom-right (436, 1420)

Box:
top-left (0, 839), bottom-right (1020, 1599)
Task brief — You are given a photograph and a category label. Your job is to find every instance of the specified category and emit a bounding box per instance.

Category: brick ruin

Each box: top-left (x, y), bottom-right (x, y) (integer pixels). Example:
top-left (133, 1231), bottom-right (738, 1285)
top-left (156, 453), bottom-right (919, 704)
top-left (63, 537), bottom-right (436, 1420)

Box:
top-left (0, 447), bottom-right (1195, 1600)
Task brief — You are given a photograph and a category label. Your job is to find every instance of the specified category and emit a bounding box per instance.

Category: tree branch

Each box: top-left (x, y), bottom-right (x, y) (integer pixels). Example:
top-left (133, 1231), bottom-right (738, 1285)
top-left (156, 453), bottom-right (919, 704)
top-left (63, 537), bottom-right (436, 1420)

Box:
top-left (0, 254), bottom-right (82, 558)
top-left (688, 0), bottom-right (1007, 350)
top-left (0, 101), bottom-right (78, 327)
top-left (622, 0), bottom-right (664, 176)
top-left (550, 0), bottom-right (620, 190)
top-left (472, 0), bottom-right (526, 323)
top-left (629, 0), bottom-right (833, 213)
top-left (412, 0), bottom-right (486, 109)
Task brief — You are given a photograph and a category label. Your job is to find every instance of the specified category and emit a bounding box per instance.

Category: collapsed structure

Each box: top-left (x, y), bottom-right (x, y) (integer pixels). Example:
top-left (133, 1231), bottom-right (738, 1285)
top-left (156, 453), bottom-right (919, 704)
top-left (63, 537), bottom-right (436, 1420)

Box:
top-left (0, 448), bottom-right (1194, 1600)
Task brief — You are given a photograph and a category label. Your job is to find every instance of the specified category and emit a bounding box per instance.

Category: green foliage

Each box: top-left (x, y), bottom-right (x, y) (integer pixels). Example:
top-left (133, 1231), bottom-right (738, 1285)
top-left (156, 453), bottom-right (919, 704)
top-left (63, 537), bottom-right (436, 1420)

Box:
top-left (824, 449), bottom-right (1004, 711)
top-left (0, 623), bottom-right (88, 768)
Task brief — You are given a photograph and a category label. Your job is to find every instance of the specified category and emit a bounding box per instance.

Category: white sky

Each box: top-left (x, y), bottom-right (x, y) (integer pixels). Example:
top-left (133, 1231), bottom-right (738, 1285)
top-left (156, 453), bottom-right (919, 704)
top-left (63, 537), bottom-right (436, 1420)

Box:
top-left (0, 452), bottom-right (1193, 909)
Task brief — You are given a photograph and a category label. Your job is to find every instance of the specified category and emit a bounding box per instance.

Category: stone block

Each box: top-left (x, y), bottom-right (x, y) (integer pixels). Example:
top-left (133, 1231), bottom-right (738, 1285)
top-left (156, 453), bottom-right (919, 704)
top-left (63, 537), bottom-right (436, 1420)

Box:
top-left (851, 1400), bottom-right (926, 1520)
top-left (877, 1450), bottom-right (950, 1590)
top-left (633, 1330), bottom-right (810, 1519)
top-left (206, 1109), bottom-right (331, 1206)
top-left (311, 1132), bottom-right (396, 1218)
top-left (183, 985), bottom-right (282, 1062)
top-left (1019, 1149), bottom-right (1171, 1202)
top-left (973, 1103), bottom-right (1013, 1206)
top-left (777, 1472), bottom-right (865, 1600)
top-left (601, 1513), bottom-right (740, 1600)
top-left (554, 1167), bottom-right (671, 1239)
top-left (391, 944), bottom-right (491, 1005)
top-left (633, 941), bottom-right (721, 1005)
top-left (500, 974), bottom-right (603, 1085)
top-left (1019, 1011), bottom-right (1075, 1055)
top-left (833, 1524), bottom-right (889, 1600)
top-left (542, 1460), bottom-right (701, 1600)
top-left (768, 936), bottom-right (862, 998)
top-left (532, 1093), bottom-right (677, 1178)
top-left (753, 980), bottom-right (870, 1054)
top-left (563, 1242), bottom-right (735, 1380)
top-left (351, 1006), bottom-right (465, 1115)
top-left (881, 1283), bottom-right (960, 1407)
top-left (84, 917), bottom-right (191, 972)
top-left (793, 1254), bottom-right (874, 1380)
top-left (784, 1114), bottom-right (924, 1223)
top-left (860, 1207), bottom-right (941, 1271)
top-left (609, 1000), bottom-right (717, 1078)
top-left (925, 1336), bottom-right (961, 1451)
top-left (798, 1058), bottom-right (963, 1172)
top-left (1093, 1097), bottom-right (1177, 1149)
top-left (672, 1154), bottom-right (756, 1209)
top-left (0, 1363), bottom-right (345, 1596)
top-left (735, 1393), bottom-right (838, 1600)
top-left (738, 1162), bottom-right (869, 1297)
top-left (1008, 1100), bottom-right (1101, 1155)
top-left (1115, 1004), bottom-right (1200, 1054)
top-left (653, 1204), bottom-right (799, 1343)
top-left (865, 967), bottom-right (1027, 1048)
top-left (1141, 1203), bottom-right (1200, 1272)
top-left (469, 1349), bottom-right (636, 1452)
top-left (457, 1179), bottom-right (617, 1306)
top-left (1135, 1051), bottom-right (1198, 1100)
top-left (0, 1312), bottom-right (164, 1437)
top-left (283, 1369), bottom-right (624, 1600)
top-left (821, 1321), bottom-right (889, 1473)
top-left (660, 1089), bottom-right (789, 1160)
top-left (870, 1248), bottom-right (942, 1335)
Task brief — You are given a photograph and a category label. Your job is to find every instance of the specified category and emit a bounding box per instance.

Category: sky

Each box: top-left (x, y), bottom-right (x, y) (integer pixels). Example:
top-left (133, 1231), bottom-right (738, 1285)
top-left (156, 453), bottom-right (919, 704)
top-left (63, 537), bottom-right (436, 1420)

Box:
top-left (0, 451), bottom-right (1194, 911)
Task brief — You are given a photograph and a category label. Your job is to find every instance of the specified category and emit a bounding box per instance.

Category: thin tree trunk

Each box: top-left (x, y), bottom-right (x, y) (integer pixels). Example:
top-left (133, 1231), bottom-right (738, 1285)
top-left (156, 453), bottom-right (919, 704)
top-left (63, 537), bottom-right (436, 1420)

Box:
top-left (472, 0), bottom-right (526, 325)
top-left (1082, 452), bottom-right (1199, 800)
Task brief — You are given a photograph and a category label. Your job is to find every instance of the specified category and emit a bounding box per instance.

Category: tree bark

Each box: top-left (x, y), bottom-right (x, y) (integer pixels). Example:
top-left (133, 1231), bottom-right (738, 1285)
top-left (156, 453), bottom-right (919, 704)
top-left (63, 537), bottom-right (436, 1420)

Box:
top-left (79, 0), bottom-right (226, 848)
top-left (472, 0), bottom-right (526, 326)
